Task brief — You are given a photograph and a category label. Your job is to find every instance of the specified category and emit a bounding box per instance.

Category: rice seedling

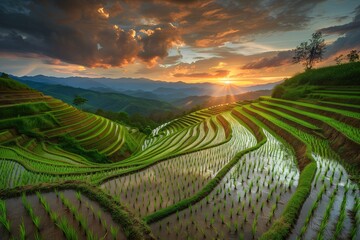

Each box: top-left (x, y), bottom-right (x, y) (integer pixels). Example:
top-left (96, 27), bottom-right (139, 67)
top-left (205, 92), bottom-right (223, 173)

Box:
top-left (50, 211), bottom-right (58, 222)
top-left (22, 193), bottom-right (41, 230)
top-left (333, 190), bottom-right (347, 240)
top-left (239, 233), bottom-right (244, 240)
top-left (221, 214), bottom-right (225, 225)
top-left (86, 231), bottom-right (97, 240)
top-left (350, 197), bottom-right (360, 240)
top-left (57, 217), bottom-right (78, 240)
top-left (19, 219), bottom-right (26, 240)
top-left (252, 218), bottom-right (257, 238)
top-left (316, 188), bottom-right (337, 239)
top-left (0, 200), bottom-right (11, 233)
top-left (76, 191), bottom-right (82, 204)
top-left (210, 218), bottom-right (215, 227)
top-left (97, 210), bottom-right (102, 222)
top-left (34, 231), bottom-right (42, 240)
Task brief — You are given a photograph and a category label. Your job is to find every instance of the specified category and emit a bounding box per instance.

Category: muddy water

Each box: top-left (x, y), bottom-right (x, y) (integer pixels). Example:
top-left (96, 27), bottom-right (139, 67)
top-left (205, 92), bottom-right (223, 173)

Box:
top-left (0, 190), bottom-right (126, 240)
top-left (150, 130), bottom-right (299, 240)
top-left (101, 113), bottom-right (257, 218)
top-left (0, 193), bottom-right (62, 240)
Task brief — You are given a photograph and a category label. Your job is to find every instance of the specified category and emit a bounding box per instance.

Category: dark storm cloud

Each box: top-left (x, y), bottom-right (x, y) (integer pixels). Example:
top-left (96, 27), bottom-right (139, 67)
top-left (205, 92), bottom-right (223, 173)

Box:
top-left (173, 69), bottom-right (230, 78)
top-left (138, 24), bottom-right (181, 65)
top-left (241, 50), bottom-right (293, 69)
top-left (0, 0), bottom-right (181, 67)
top-left (0, 0), bottom-right (136, 67)
top-left (0, 0), bottom-right (326, 68)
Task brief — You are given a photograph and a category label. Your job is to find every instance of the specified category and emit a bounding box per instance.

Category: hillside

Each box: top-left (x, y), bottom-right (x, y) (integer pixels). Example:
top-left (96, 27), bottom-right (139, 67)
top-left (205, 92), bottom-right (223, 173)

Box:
top-left (16, 79), bottom-right (177, 116)
top-left (272, 62), bottom-right (360, 100)
top-left (0, 71), bottom-right (359, 240)
top-left (16, 77), bottom-right (272, 117)
top-left (0, 75), bottom-right (144, 163)
top-left (0, 74), bottom-right (30, 90)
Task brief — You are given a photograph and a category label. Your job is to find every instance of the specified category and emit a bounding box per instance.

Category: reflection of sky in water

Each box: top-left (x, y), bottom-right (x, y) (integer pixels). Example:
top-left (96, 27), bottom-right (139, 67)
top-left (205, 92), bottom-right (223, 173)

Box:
top-left (102, 113), bottom-right (257, 215)
top-left (150, 128), bottom-right (300, 239)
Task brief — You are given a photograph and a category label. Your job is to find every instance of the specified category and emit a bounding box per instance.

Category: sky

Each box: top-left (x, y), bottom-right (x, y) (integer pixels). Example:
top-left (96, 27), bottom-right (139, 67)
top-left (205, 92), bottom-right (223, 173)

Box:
top-left (0, 0), bottom-right (359, 86)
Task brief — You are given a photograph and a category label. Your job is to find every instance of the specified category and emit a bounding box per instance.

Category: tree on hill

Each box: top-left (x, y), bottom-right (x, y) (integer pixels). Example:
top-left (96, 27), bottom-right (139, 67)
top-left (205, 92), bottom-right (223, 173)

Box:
top-left (143, 126), bottom-right (152, 135)
top-left (347, 49), bottom-right (359, 63)
top-left (293, 32), bottom-right (326, 70)
top-left (334, 49), bottom-right (359, 65)
top-left (335, 54), bottom-right (344, 65)
top-left (73, 95), bottom-right (88, 109)
top-left (1, 72), bottom-right (9, 78)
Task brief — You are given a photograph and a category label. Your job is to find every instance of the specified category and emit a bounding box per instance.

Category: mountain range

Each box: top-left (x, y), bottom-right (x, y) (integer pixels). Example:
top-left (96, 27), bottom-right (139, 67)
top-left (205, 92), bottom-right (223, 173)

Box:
top-left (13, 75), bottom-right (281, 101)
top-left (12, 75), bottom-right (277, 116)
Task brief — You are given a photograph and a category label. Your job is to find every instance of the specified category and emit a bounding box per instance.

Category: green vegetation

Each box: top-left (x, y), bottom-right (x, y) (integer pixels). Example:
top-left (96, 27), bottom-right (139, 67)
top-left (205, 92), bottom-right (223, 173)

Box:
top-left (57, 135), bottom-right (109, 163)
top-left (143, 112), bottom-right (265, 224)
top-left (19, 219), bottom-right (26, 240)
top-left (56, 217), bottom-right (78, 239)
top-left (0, 102), bottom-right (51, 119)
top-left (72, 95), bottom-right (88, 108)
top-left (0, 113), bottom-right (58, 130)
top-left (0, 76), bottom-right (142, 161)
top-left (22, 193), bottom-right (41, 230)
top-left (95, 109), bottom-right (158, 134)
top-left (260, 163), bottom-right (316, 240)
top-left (0, 74), bottom-right (29, 90)
top-left (20, 79), bottom-right (177, 116)
top-left (272, 62), bottom-right (360, 100)
top-left (0, 200), bottom-right (11, 233)
top-left (335, 49), bottom-right (360, 64)
top-left (0, 74), bottom-right (359, 240)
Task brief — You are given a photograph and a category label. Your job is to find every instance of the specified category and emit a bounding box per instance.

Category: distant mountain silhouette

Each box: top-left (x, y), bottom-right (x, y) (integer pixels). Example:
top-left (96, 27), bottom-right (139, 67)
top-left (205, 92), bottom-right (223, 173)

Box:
top-left (13, 75), bottom-right (282, 101)
top-left (16, 79), bottom-right (177, 116)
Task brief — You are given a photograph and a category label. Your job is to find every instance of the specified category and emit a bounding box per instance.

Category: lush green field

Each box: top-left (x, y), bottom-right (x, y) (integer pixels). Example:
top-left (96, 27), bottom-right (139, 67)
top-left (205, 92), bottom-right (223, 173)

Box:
top-left (272, 62), bottom-right (360, 100)
top-left (0, 74), bottom-right (359, 240)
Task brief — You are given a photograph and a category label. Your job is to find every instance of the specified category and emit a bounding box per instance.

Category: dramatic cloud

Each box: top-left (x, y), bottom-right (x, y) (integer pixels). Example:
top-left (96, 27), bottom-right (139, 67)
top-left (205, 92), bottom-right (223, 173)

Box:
top-left (242, 5), bottom-right (360, 70)
top-left (0, 0), bottom-right (181, 68)
top-left (320, 5), bottom-right (360, 57)
top-left (0, 0), bottom-right (326, 69)
top-left (138, 24), bottom-right (181, 66)
top-left (241, 51), bottom-right (293, 69)
top-left (173, 70), bottom-right (230, 78)
top-left (320, 6), bottom-right (360, 35)
top-left (0, 0), bottom-right (358, 85)
top-left (160, 54), bottom-right (183, 65)
top-left (177, 0), bottom-right (326, 47)
top-left (124, 0), bottom-right (326, 47)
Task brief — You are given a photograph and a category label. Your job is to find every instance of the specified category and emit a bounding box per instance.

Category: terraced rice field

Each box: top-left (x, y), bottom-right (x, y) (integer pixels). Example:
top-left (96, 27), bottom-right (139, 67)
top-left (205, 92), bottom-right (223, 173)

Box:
top-left (1, 190), bottom-right (126, 240)
top-left (0, 85), bottom-right (359, 240)
top-left (0, 90), bottom-right (134, 158)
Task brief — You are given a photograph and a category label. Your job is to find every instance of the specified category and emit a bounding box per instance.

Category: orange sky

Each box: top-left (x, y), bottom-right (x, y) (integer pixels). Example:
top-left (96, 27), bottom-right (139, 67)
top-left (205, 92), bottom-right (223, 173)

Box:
top-left (0, 0), bottom-right (359, 86)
